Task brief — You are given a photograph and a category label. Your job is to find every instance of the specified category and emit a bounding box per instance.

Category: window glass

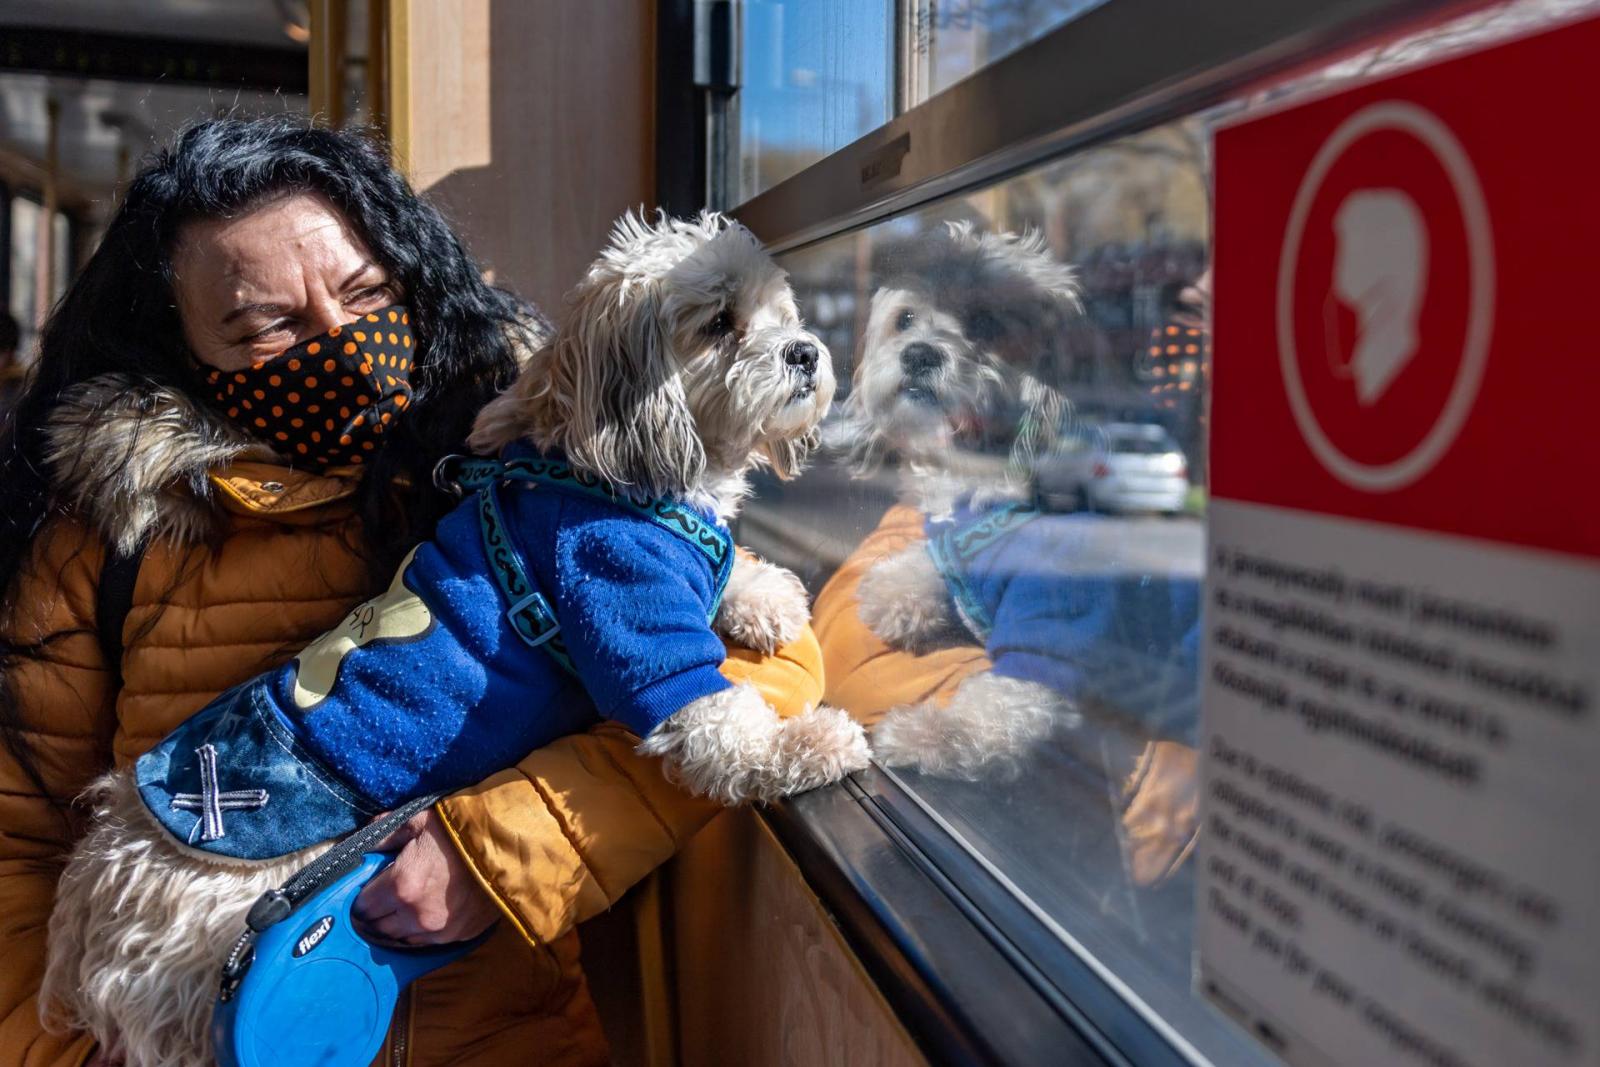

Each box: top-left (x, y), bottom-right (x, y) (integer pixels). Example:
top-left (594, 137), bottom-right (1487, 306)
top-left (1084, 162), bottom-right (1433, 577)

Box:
top-left (51, 210), bottom-right (70, 301)
top-left (907, 0), bottom-right (1109, 102)
top-left (8, 196), bottom-right (40, 360)
top-left (7, 197), bottom-right (71, 362)
top-left (736, 0), bottom-right (894, 202)
top-left (746, 116), bottom-right (1255, 1061)
top-left (736, 1), bottom-right (1589, 1061)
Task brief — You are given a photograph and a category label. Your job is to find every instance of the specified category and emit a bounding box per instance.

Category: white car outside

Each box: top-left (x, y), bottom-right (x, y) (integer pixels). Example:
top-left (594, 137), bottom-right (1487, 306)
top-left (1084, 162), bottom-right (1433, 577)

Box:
top-left (1035, 422), bottom-right (1190, 514)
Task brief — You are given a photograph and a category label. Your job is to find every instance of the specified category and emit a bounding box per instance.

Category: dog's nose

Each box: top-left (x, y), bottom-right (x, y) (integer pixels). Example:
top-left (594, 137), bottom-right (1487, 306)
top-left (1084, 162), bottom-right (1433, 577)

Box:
top-left (900, 342), bottom-right (942, 376)
top-left (784, 340), bottom-right (819, 373)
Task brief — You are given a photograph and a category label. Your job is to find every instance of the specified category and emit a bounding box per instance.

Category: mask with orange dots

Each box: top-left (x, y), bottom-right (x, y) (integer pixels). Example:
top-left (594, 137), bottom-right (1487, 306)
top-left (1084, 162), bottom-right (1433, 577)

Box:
top-left (204, 305), bottom-right (416, 469)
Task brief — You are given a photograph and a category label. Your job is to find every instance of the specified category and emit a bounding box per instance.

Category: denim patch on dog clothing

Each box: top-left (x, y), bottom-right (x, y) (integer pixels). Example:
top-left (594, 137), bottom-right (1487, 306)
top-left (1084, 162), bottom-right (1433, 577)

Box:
top-left (135, 682), bottom-right (373, 860)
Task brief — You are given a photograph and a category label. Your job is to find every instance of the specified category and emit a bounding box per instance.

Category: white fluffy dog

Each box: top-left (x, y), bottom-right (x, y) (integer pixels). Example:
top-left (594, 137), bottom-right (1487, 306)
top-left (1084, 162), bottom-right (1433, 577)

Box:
top-left (43, 210), bottom-right (868, 1067)
top-left (472, 211), bottom-right (864, 799)
top-left (843, 221), bottom-right (1083, 778)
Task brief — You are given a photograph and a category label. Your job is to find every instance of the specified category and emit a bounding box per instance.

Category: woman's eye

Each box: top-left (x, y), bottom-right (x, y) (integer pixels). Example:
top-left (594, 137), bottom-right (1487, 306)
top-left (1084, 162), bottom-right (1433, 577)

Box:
top-left (895, 309), bottom-right (915, 332)
top-left (242, 322), bottom-right (291, 344)
top-left (348, 284), bottom-right (394, 308)
top-left (705, 310), bottom-right (736, 337)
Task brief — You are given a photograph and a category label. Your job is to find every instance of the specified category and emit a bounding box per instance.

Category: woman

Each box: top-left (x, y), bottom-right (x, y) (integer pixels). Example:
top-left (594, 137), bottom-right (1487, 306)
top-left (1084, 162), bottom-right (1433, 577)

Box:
top-left (0, 117), bottom-right (823, 1066)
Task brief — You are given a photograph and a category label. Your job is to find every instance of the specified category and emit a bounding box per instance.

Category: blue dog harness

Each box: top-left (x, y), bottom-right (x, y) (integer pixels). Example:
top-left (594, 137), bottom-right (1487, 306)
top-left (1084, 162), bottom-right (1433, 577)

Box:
top-left (136, 448), bottom-right (736, 861)
top-left (924, 502), bottom-right (1202, 740)
top-left (437, 453), bottom-right (734, 675)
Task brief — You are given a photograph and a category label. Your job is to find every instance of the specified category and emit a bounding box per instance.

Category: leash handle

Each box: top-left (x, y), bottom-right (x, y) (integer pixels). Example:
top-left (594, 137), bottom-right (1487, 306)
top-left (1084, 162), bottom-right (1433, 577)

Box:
top-left (219, 792), bottom-right (442, 1001)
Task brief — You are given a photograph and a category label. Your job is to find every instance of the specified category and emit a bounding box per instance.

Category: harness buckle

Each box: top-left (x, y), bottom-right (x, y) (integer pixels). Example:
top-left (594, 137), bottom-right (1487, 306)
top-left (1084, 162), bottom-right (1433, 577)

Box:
top-left (432, 455), bottom-right (465, 498)
top-left (506, 591), bottom-right (560, 648)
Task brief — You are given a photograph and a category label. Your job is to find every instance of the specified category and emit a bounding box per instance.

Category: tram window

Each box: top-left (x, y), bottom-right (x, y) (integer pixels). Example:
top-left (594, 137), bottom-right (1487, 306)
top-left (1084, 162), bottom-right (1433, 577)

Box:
top-left (7, 195), bottom-right (70, 361)
top-left (904, 0), bottom-right (1109, 103)
top-left (739, 116), bottom-right (1261, 1063)
top-left (7, 197), bottom-right (35, 351)
top-left (727, 2), bottom-right (1594, 1059)
top-left (728, 1), bottom-right (1115, 206)
top-left (734, 0), bottom-right (894, 203)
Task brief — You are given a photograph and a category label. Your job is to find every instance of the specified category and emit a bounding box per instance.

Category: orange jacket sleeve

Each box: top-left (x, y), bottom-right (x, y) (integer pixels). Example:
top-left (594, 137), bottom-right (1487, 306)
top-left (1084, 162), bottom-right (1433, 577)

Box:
top-left (436, 626), bottom-right (826, 947)
top-left (0, 522), bottom-right (115, 1067)
top-left (812, 505), bottom-right (990, 725)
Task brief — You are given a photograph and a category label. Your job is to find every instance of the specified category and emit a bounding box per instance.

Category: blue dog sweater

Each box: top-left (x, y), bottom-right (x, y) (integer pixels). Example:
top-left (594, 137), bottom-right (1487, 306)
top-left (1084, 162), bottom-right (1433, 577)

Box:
top-left (136, 447), bottom-right (733, 859)
top-left (924, 502), bottom-right (1201, 741)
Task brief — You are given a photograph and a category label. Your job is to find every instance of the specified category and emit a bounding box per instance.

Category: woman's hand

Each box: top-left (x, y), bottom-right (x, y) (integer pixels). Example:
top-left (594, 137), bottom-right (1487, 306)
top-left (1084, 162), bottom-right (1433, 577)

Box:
top-left (352, 808), bottom-right (499, 945)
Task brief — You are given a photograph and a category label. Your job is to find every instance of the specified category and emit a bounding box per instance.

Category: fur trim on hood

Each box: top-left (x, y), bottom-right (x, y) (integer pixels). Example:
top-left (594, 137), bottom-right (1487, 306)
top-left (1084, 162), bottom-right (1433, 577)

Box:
top-left (42, 374), bottom-right (267, 554)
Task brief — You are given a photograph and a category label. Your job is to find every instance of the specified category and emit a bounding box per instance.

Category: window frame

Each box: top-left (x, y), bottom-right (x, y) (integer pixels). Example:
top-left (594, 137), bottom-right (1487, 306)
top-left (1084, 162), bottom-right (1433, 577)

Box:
top-left (772, 766), bottom-right (1202, 1067)
top-left (662, 1), bottom-right (1483, 1063)
top-left (727, 0), bottom-right (1477, 254)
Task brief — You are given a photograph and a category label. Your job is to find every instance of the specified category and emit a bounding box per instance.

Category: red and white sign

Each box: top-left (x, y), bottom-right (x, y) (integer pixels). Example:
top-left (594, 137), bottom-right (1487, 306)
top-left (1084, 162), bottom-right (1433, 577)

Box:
top-left (1199, 15), bottom-right (1600, 1067)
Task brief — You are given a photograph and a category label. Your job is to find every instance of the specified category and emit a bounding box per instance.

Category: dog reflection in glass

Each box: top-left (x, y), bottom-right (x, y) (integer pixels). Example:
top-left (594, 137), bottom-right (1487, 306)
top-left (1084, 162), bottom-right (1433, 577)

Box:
top-left (842, 222), bottom-right (1202, 782)
top-left (840, 221), bottom-right (1083, 778)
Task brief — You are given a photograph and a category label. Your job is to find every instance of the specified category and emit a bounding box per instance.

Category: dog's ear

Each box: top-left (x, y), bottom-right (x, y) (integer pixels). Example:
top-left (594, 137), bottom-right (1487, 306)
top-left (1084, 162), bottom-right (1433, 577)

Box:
top-left (969, 225), bottom-right (1079, 446)
top-left (1010, 373), bottom-right (1066, 480)
top-left (468, 344), bottom-right (552, 454)
top-left (760, 428), bottom-right (820, 481)
top-left (837, 288), bottom-right (894, 478)
top-left (545, 275), bottom-right (706, 495)
top-left (839, 388), bottom-right (880, 477)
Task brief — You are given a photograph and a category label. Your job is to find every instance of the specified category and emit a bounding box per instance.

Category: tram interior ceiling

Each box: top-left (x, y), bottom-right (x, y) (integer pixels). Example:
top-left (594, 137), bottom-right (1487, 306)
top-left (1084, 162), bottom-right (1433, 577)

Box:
top-left (3, 2), bottom-right (1597, 1066)
top-left (0, 0), bottom-right (311, 357)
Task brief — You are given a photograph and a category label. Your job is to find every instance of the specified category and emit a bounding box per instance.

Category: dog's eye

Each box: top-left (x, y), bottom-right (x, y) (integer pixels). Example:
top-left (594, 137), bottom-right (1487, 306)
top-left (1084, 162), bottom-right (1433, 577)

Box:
top-left (964, 308), bottom-right (1004, 342)
top-left (894, 309), bottom-right (915, 332)
top-left (704, 310), bottom-right (736, 338)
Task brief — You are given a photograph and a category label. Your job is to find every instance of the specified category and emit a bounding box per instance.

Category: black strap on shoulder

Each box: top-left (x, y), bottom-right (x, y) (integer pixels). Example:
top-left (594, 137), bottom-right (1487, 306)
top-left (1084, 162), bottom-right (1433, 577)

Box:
top-left (96, 538), bottom-right (148, 686)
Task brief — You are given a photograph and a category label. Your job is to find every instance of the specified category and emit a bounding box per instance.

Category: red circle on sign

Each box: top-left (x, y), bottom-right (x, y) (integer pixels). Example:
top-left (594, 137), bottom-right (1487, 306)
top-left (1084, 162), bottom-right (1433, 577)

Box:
top-left (1276, 102), bottom-right (1493, 492)
top-left (1290, 131), bottom-right (1470, 465)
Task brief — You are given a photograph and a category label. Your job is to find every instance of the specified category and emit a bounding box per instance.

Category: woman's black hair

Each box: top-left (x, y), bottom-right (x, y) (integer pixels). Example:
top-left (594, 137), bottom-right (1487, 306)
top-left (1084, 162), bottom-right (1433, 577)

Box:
top-left (0, 115), bottom-right (543, 794)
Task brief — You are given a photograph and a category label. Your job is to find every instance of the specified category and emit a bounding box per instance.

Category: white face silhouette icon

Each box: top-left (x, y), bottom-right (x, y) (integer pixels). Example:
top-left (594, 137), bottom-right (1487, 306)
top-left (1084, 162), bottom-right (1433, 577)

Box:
top-left (1328, 189), bottom-right (1429, 404)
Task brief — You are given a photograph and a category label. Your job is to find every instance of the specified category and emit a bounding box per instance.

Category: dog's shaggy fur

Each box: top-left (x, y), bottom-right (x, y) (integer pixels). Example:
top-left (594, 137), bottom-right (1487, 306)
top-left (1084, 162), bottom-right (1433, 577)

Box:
top-left (844, 222), bottom-right (1083, 778)
top-left (44, 210), bottom-right (868, 1067)
top-left (471, 210), bottom-right (866, 804)
top-left (44, 774), bottom-right (325, 1067)
top-left (842, 221), bottom-right (1079, 520)
top-left (872, 671), bottom-right (1075, 781)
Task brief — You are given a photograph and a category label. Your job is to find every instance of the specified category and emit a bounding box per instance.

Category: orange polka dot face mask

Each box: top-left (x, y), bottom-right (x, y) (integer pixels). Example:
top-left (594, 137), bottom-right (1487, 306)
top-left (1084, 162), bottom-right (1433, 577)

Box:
top-left (204, 305), bottom-right (416, 469)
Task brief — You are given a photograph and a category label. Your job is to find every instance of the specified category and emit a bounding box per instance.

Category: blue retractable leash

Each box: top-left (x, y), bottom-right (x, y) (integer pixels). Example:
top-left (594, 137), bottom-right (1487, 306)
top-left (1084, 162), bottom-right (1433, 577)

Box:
top-left (213, 794), bottom-right (492, 1067)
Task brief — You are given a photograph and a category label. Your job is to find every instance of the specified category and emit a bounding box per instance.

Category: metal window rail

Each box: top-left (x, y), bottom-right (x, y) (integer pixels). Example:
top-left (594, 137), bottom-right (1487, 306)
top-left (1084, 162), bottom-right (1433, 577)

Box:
top-left (730, 0), bottom-right (1475, 254)
top-left (766, 770), bottom-right (1150, 1067)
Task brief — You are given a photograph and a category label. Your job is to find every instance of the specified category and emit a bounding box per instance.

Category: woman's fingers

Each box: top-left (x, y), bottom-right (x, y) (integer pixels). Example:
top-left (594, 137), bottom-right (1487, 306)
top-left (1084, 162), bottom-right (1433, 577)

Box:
top-left (370, 808), bottom-right (428, 851)
top-left (352, 861), bottom-right (402, 923)
top-left (351, 808), bottom-right (498, 945)
top-left (352, 866), bottom-right (426, 943)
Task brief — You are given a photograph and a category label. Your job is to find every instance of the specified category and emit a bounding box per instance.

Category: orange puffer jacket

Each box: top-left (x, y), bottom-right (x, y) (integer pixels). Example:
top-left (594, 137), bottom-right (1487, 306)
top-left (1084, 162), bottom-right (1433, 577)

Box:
top-left (0, 375), bottom-right (824, 1067)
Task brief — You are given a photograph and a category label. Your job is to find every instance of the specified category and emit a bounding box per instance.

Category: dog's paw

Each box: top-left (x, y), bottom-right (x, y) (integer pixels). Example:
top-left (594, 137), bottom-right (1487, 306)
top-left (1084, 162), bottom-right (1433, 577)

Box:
top-left (768, 706), bottom-right (871, 799)
top-left (857, 544), bottom-right (956, 652)
top-left (871, 672), bottom-right (1069, 780)
top-left (646, 689), bottom-right (866, 805)
top-left (714, 556), bottom-right (809, 654)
